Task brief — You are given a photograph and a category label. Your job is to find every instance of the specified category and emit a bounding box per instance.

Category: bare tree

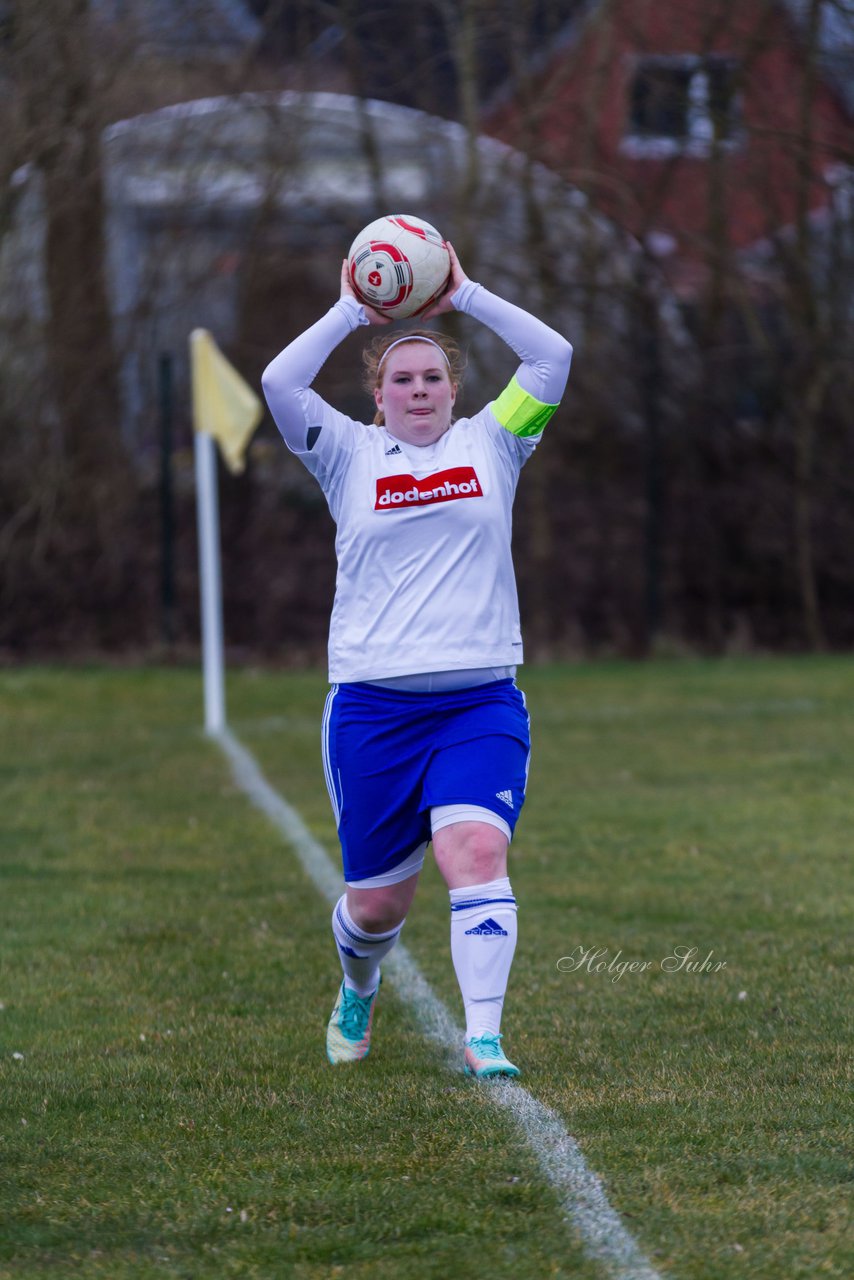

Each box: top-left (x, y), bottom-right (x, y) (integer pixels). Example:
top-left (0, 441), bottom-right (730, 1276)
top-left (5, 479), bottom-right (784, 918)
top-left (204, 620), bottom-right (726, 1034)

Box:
top-left (1, 0), bottom-right (851, 655)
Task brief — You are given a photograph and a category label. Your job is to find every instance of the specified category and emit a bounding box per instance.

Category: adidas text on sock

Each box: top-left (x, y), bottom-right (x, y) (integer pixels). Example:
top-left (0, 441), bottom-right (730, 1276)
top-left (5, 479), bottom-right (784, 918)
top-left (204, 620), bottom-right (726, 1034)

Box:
top-left (449, 878), bottom-right (517, 1040)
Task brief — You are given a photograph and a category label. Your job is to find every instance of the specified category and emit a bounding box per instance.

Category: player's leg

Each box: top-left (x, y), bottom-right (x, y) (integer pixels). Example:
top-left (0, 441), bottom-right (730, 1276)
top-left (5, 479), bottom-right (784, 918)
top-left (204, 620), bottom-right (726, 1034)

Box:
top-left (322, 683), bottom-right (431, 1064)
top-left (326, 867), bottom-right (421, 1065)
top-left (424, 680), bottom-right (530, 1078)
top-left (432, 819), bottom-right (520, 1079)
top-left (333, 870), bottom-right (421, 998)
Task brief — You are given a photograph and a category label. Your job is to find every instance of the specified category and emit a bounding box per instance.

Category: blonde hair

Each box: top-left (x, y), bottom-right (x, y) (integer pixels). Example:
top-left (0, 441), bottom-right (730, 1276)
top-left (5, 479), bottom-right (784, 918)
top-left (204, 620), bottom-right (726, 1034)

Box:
top-left (362, 328), bottom-right (465, 426)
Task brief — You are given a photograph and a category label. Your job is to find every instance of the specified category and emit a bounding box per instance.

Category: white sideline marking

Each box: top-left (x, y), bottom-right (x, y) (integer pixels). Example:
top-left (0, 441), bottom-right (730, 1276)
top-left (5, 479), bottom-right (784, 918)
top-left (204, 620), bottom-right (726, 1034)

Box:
top-left (216, 727), bottom-right (664, 1280)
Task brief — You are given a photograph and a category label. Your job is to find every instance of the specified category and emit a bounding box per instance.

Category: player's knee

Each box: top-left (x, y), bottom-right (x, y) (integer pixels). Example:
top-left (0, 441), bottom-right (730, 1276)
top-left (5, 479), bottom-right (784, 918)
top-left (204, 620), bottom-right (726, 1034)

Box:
top-left (347, 894), bottom-right (405, 936)
top-left (465, 836), bottom-right (506, 882)
top-left (437, 822), bottom-right (507, 883)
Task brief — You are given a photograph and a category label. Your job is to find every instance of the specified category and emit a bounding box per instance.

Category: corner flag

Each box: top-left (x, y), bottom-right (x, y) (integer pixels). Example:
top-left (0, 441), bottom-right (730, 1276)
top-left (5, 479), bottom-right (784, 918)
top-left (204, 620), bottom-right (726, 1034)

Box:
top-left (189, 329), bottom-right (262, 734)
top-left (190, 328), bottom-right (262, 474)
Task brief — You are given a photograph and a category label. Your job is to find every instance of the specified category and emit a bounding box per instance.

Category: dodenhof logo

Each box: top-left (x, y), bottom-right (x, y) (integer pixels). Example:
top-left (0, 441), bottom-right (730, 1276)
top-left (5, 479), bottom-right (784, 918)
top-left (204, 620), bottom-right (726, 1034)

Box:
top-left (375, 466), bottom-right (483, 510)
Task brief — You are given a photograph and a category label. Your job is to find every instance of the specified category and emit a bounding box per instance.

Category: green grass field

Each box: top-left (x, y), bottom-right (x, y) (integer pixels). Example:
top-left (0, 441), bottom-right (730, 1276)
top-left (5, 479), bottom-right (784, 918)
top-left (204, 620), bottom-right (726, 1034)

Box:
top-left (1, 658), bottom-right (852, 1279)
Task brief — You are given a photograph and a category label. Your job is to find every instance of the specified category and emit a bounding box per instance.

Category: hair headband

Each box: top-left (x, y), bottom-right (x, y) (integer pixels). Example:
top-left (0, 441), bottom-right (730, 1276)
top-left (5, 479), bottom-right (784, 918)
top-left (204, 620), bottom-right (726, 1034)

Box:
top-left (377, 335), bottom-right (450, 373)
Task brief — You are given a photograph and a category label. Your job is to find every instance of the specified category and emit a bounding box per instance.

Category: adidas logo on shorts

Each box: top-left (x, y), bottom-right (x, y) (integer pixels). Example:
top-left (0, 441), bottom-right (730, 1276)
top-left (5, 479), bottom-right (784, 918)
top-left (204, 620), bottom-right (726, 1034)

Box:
top-left (465, 917), bottom-right (509, 937)
top-left (496, 789), bottom-right (514, 809)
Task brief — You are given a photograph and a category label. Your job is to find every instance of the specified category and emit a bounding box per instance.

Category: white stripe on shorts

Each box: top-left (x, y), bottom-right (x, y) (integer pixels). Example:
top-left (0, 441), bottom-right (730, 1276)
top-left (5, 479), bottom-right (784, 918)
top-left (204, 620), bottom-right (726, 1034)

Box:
top-left (346, 841), bottom-right (427, 889)
top-left (431, 803), bottom-right (512, 843)
top-left (321, 684), bottom-right (341, 825)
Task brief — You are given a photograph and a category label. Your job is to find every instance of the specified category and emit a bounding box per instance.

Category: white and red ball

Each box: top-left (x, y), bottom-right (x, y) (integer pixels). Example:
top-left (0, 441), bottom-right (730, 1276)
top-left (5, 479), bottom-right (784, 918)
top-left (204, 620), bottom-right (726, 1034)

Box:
top-left (347, 214), bottom-right (451, 320)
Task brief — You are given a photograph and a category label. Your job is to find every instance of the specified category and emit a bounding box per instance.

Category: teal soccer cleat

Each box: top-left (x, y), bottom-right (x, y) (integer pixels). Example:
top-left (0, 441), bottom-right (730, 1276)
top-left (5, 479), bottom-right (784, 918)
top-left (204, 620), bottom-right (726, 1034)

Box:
top-left (326, 980), bottom-right (380, 1064)
top-left (464, 1032), bottom-right (520, 1079)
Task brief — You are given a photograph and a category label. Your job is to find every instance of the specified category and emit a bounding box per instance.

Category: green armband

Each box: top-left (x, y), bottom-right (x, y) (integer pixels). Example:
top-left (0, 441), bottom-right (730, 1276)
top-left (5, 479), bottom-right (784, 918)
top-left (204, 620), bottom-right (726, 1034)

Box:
top-left (491, 375), bottom-right (559, 438)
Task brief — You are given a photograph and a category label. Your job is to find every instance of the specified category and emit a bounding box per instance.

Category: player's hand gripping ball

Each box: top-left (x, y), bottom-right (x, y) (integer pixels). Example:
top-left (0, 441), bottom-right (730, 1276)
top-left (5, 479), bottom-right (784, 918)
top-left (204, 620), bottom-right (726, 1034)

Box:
top-left (347, 214), bottom-right (451, 320)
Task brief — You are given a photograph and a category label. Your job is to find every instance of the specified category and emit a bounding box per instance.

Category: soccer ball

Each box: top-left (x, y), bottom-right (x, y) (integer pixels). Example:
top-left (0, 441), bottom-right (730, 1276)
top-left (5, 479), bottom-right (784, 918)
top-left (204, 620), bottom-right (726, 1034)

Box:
top-left (347, 214), bottom-right (451, 320)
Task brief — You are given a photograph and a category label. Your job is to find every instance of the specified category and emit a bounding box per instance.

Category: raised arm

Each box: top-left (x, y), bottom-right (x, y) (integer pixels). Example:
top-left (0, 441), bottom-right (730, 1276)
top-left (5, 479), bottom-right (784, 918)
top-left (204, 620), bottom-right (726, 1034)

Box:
top-left (261, 263), bottom-right (390, 455)
top-left (454, 280), bottom-right (572, 406)
top-left (260, 298), bottom-right (362, 454)
top-left (425, 243), bottom-right (572, 436)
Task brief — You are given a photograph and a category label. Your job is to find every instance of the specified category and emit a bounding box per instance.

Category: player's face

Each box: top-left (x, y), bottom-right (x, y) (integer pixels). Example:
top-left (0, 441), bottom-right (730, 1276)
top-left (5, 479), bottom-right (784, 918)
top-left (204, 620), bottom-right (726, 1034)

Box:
top-left (374, 344), bottom-right (457, 446)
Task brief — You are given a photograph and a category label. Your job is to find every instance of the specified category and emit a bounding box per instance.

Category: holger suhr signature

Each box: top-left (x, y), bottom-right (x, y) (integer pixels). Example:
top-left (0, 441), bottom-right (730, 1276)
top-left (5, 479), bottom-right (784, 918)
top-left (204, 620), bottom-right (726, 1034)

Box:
top-left (557, 945), bottom-right (728, 983)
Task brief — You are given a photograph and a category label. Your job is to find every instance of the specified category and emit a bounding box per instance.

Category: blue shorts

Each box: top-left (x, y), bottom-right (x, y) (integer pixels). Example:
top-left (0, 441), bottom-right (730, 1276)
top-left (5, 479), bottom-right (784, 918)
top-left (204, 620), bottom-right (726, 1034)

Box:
top-left (321, 679), bottom-right (531, 883)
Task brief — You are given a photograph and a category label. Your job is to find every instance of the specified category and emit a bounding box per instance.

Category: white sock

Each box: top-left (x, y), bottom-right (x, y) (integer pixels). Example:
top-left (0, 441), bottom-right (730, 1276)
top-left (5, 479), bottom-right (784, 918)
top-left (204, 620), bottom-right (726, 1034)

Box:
top-left (449, 877), bottom-right (517, 1041)
top-left (331, 895), bottom-right (403, 998)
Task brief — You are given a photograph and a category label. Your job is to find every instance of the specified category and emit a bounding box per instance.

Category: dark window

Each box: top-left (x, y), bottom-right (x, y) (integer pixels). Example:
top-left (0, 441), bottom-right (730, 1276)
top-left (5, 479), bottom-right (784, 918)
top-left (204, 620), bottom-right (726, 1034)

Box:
top-left (627, 56), bottom-right (739, 149)
top-left (631, 63), bottom-right (693, 139)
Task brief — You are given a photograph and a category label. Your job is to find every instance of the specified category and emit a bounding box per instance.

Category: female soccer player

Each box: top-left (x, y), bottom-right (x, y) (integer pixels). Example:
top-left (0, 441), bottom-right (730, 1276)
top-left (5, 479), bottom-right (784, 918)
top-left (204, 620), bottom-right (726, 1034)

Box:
top-left (262, 244), bottom-right (572, 1078)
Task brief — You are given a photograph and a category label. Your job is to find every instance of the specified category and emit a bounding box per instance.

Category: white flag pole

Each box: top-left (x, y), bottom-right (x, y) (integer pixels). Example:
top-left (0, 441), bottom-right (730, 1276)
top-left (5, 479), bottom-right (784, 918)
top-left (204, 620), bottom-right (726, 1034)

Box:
top-left (194, 429), bottom-right (226, 735)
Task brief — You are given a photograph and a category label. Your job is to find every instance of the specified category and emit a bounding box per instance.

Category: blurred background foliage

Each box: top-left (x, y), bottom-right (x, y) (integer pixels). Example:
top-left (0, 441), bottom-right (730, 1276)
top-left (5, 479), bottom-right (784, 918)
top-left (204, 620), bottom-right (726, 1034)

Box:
top-left (1, 0), bottom-right (852, 659)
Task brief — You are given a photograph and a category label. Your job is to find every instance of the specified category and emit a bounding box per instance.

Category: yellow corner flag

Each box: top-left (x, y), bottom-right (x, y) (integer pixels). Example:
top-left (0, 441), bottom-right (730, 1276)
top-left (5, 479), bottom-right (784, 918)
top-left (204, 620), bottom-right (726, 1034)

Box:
top-left (190, 329), bottom-right (263, 475)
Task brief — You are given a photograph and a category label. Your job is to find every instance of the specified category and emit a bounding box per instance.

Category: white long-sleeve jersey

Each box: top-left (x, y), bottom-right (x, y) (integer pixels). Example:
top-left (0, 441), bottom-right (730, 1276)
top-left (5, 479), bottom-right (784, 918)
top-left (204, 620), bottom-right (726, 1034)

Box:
top-left (262, 281), bottom-right (572, 684)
